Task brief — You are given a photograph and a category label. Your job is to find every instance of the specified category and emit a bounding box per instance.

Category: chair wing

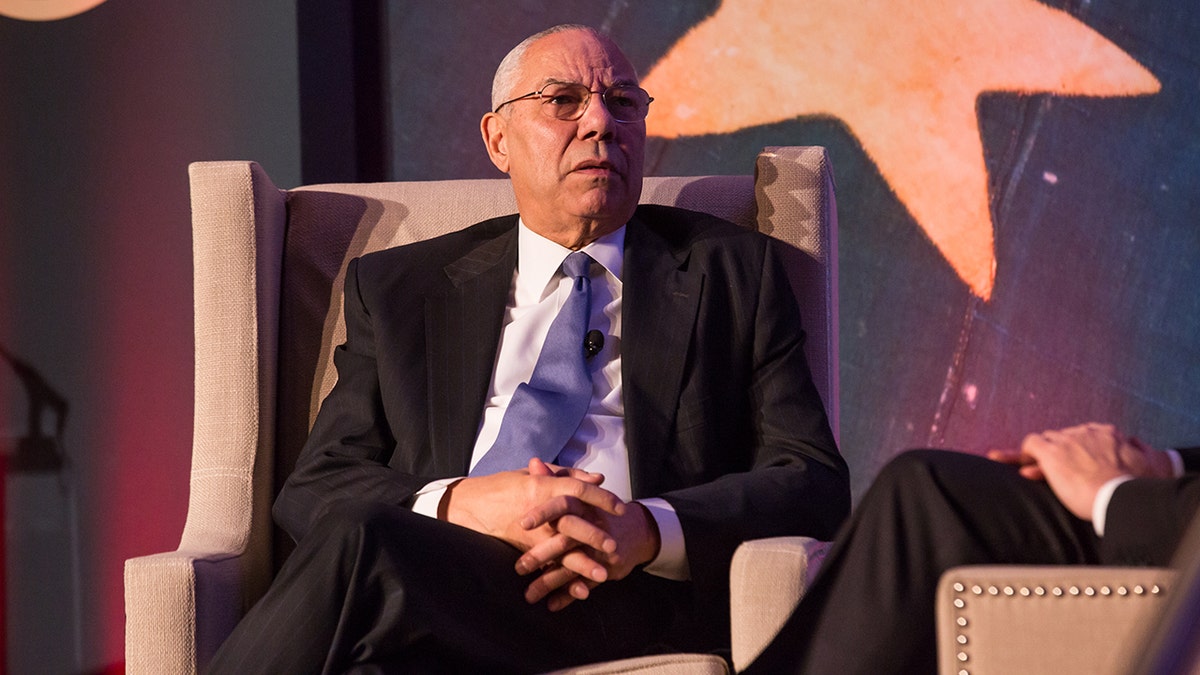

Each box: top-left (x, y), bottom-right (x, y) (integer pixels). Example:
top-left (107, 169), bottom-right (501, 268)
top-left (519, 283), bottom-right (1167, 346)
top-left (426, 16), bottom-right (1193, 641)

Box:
top-left (126, 161), bottom-right (285, 674)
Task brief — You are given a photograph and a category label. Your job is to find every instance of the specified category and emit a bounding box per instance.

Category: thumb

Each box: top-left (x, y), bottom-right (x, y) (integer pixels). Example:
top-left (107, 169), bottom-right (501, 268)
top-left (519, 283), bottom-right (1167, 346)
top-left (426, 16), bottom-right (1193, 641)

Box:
top-left (527, 457), bottom-right (554, 476)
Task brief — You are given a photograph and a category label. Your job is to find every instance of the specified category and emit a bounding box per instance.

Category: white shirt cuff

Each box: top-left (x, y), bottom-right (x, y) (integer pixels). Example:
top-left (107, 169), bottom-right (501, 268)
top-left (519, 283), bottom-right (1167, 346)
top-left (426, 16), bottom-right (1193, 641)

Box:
top-left (410, 477), bottom-right (463, 519)
top-left (636, 497), bottom-right (690, 581)
top-left (1092, 475), bottom-right (1135, 537)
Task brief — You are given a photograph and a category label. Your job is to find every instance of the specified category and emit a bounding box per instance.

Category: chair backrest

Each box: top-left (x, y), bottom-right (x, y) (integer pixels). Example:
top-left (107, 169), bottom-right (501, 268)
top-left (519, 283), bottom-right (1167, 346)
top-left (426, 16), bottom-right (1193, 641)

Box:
top-left (181, 146), bottom-right (838, 586)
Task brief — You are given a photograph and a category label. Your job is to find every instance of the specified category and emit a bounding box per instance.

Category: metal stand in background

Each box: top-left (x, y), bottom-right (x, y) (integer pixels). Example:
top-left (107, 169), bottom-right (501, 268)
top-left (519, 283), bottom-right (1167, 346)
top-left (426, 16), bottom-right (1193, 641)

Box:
top-left (2, 346), bottom-right (79, 675)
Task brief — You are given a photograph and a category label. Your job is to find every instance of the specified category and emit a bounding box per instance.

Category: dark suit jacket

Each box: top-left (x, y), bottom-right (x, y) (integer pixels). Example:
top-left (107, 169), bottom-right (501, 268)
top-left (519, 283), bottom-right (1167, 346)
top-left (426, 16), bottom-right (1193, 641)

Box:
top-left (1105, 446), bottom-right (1200, 566)
top-left (273, 204), bottom-right (850, 604)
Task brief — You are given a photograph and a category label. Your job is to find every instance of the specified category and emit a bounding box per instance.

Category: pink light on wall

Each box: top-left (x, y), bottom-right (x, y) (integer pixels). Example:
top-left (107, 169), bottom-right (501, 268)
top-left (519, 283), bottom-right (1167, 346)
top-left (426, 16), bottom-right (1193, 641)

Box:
top-left (2, 0), bottom-right (300, 668)
top-left (1, 75), bottom-right (12, 674)
top-left (66, 5), bottom-right (217, 664)
top-left (1, 452), bottom-right (6, 675)
top-left (79, 128), bottom-right (194, 674)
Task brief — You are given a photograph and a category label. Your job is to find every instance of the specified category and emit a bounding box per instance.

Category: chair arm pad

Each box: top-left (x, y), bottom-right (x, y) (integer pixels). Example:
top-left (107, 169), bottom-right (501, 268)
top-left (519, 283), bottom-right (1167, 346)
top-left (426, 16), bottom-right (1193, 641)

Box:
top-left (124, 549), bottom-right (249, 675)
top-left (542, 653), bottom-right (729, 674)
top-left (730, 536), bottom-right (831, 672)
top-left (936, 565), bottom-right (1176, 675)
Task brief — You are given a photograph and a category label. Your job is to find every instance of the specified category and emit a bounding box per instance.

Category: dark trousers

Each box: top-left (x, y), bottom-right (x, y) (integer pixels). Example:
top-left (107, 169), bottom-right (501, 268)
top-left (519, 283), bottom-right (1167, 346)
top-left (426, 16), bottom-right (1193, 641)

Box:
top-left (746, 450), bottom-right (1105, 674)
top-left (207, 502), bottom-right (705, 674)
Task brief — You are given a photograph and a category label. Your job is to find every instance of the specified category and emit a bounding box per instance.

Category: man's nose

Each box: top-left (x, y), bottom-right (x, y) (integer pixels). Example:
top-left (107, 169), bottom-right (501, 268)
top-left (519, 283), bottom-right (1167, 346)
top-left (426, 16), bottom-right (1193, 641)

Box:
top-left (577, 93), bottom-right (617, 141)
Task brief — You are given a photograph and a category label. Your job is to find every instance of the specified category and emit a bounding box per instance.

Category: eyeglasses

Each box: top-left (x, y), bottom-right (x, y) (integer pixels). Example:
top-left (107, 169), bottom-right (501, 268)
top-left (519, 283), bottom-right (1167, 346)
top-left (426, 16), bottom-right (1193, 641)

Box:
top-left (493, 81), bottom-right (653, 123)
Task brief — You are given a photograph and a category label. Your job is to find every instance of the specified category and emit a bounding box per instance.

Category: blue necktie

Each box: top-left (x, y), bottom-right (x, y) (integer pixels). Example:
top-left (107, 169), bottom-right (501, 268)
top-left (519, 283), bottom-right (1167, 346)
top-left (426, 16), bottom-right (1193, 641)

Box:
top-left (469, 251), bottom-right (595, 476)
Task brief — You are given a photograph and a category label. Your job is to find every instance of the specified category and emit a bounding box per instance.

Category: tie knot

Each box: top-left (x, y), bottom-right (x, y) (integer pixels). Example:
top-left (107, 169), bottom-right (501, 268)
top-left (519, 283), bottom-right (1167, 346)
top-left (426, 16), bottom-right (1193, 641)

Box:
top-left (562, 251), bottom-right (592, 280)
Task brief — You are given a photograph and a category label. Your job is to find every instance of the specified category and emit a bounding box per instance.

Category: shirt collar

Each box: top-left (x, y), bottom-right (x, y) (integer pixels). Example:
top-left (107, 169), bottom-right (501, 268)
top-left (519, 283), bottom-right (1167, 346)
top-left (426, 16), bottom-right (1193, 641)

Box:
top-left (517, 219), bottom-right (626, 293)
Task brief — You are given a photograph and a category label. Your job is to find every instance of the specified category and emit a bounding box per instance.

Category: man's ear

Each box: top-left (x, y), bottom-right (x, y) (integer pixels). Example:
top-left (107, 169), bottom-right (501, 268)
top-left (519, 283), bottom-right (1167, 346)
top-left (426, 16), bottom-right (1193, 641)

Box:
top-left (480, 112), bottom-right (510, 174)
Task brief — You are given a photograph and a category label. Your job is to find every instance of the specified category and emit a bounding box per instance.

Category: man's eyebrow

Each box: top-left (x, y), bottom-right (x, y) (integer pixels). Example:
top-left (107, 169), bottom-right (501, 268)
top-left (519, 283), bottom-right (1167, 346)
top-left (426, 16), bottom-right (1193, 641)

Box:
top-left (535, 77), bottom-right (640, 88)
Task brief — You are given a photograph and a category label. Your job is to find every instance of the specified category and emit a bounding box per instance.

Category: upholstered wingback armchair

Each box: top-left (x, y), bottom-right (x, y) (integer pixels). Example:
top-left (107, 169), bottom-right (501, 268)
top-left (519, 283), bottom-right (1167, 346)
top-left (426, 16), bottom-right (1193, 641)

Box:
top-left (934, 513), bottom-right (1200, 674)
top-left (935, 564), bottom-right (1177, 674)
top-left (123, 146), bottom-right (839, 674)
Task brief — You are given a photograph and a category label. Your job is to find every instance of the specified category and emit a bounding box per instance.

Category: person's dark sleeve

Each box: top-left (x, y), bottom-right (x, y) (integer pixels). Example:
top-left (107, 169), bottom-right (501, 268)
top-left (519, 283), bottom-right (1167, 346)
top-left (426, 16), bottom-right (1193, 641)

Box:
top-left (1177, 446), bottom-right (1200, 473)
top-left (1103, 468), bottom-right (1200, 566)
top-left (272, 258), bottom-right (429, 542)
top-left (660, 236), bottom-right (850, 599)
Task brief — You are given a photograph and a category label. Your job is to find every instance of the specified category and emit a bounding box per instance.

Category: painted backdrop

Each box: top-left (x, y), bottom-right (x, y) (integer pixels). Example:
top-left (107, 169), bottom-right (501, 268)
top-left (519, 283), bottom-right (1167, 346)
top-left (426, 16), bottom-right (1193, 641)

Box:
top-left (382, 0), bottom-right (1199, 498)
top-left (2, 1), bottom-right (1195, 671)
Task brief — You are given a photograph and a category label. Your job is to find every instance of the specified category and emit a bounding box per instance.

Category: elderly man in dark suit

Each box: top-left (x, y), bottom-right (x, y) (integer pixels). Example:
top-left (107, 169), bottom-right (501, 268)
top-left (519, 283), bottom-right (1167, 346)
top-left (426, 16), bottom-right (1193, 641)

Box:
top-left (208, 23), bottom-right (848, 674)
top-left (746, 422), bottom-right (1198, 674)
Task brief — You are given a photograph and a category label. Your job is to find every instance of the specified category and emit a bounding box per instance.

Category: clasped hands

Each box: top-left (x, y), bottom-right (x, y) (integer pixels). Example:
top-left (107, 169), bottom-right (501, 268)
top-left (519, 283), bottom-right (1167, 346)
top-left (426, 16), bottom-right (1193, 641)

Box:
top-left (987, 422), bottom-right (1175, 520)
top-left (442, 458), bottom-right (660, 612)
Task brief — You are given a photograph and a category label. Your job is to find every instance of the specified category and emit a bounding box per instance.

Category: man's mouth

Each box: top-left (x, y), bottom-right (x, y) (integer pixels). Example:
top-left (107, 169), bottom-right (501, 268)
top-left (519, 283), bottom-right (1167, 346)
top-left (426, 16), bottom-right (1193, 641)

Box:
top-left (572, 160), bottom-right (620, 176)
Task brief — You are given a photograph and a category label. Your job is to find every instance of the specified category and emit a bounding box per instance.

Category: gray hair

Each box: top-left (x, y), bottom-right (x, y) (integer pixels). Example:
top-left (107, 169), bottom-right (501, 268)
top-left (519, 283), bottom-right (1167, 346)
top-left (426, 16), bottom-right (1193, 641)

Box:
top-left (491, 24), bottom-right (608, 113)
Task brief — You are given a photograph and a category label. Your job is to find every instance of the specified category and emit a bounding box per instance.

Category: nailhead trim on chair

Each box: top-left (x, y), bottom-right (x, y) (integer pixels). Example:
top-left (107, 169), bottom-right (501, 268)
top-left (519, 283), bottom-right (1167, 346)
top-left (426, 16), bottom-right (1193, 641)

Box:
top-left (945, 580), bottom-right (1166, 675)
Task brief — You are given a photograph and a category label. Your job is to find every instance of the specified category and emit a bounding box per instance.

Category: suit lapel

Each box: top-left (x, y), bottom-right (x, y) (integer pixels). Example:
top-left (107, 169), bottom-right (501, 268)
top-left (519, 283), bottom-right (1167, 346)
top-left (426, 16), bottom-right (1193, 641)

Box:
top-left (425, 221), bottom-right (518, 474)
top-left (622, 212), bottom-right (703, 497)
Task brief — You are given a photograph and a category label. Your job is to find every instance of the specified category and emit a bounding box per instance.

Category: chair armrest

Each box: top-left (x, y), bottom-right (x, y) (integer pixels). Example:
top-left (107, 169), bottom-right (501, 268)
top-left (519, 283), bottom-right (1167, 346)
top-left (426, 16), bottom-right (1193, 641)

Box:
top-left (124, 549), bottom-right (250, 674)
top-left (936, 565), bottom-right (1176, 675)
top-left (542, 653), bottom-right (729, 675)
top-left (729, 536), bottom-right (831, 672)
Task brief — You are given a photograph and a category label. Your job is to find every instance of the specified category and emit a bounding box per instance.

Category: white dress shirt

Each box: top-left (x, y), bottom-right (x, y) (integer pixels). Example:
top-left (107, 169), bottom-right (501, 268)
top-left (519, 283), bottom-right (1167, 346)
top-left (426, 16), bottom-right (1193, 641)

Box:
top-left (411, 220), bottom-right (688, 579)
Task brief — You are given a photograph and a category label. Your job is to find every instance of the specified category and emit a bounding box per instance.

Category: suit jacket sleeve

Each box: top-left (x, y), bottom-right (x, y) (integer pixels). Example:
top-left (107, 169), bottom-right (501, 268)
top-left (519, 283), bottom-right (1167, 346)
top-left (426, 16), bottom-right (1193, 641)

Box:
top-left (272, 257), bottom-right (428, 541)
top-left (633, 218), bottom-right (850, 605)
top-left (1102, 446), bottom-right (1200, 566)
top-left (273, 219), bottom-right (515, 543)
top-left (1179, 446), bottom-right (1200, 473)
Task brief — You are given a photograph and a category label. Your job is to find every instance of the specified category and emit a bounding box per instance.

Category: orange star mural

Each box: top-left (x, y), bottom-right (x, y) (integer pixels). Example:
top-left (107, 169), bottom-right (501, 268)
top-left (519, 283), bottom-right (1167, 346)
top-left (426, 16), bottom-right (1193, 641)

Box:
top-left (642, 0), bottom-right (1161, 300)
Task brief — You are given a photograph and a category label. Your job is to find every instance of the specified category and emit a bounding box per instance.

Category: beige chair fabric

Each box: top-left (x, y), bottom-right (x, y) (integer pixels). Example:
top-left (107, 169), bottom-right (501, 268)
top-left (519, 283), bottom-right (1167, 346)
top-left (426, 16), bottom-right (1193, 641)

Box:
top-left (542, 653), bottom-right (730, 675)
top-left (730, 536), bottom-right (831, 672)
top-left (936, 565), bottom-right (1177, 675)
top-left (123, 146), bottom-right (839, 674)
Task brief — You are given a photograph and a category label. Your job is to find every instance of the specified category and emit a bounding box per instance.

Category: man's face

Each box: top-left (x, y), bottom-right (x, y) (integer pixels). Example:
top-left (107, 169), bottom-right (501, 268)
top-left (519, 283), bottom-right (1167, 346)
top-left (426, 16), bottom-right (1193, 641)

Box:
top-left (482, 30), bottom-right (646, 249)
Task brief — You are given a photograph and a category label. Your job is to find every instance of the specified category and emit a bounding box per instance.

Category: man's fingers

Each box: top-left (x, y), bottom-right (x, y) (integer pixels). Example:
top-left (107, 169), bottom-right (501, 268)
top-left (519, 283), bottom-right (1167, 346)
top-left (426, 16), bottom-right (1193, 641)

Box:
top-left (542, 460), bottom-right (606, 485)
top-left (531, 457), bottom-right (607, 486)
top-left (986, 445), bottom-right (1046, 480)
top-left (554, 514), bottom-right (617, 554)
top-left (524, 565), bottom-right (580, 605)
top-left (523, 557), bottom-right (604, 606)
top-left (514, 517), bottom-right (615, 577)
top-left (557, 548), bottom-right (608, 583)
top-left (1020, 431), bottom-right (1053, 454)
top-left (568, 469), bottom-right (606, 485)
top-left (520, 496), bottom-right (572, 530)
top-left (1018, 464), bottom-right (1045, 481)
top-left (530, 457), bottom-right (605, 483)
top-left (559, 479), bottom-right (625, 516)
top-left (515, 533), bottom-right (578, 576)
top-left (546, 592), bottom-right (577, 612)
top-left (527, 457), bottom-right (555, 477)
top-left (986, 448), bottom-right (1026, 465)
top-left (547, 579), bottom-right (599, 612)
top-left (1013, 429), bottom-right (1069, 464)
top-left (519, 493), bottom-right (623, 531)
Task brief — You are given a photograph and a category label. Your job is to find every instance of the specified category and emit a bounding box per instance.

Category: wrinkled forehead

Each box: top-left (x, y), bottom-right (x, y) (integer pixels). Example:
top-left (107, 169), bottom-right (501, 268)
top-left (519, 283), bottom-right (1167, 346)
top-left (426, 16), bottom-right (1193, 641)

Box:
top-left (519, 30), bottom-right (638, 91)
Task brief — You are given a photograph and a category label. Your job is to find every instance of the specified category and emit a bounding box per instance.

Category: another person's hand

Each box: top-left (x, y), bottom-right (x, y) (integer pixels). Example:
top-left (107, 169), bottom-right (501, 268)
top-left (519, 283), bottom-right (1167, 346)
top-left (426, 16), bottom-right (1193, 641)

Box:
top-left (987, 422), bottom-right (1174, 520)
